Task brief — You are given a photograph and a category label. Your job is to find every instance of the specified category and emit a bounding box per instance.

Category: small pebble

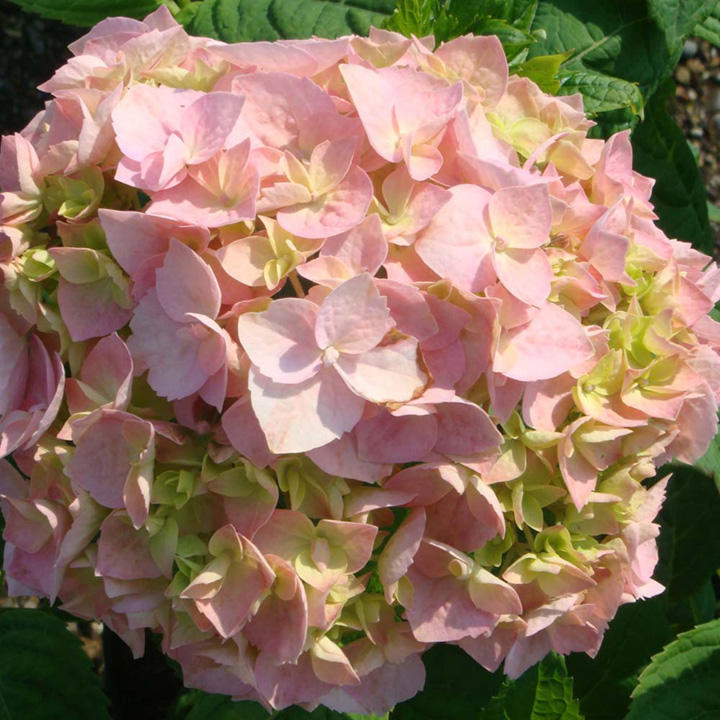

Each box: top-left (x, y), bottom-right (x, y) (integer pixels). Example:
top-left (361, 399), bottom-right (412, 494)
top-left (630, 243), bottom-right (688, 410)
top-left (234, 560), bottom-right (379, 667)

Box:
top-left (708, 87), bottom-right (720, 112)
top-left (676, 65), bottom-right (692, 84)
top-left (684, 39), bottom-right (699, 58)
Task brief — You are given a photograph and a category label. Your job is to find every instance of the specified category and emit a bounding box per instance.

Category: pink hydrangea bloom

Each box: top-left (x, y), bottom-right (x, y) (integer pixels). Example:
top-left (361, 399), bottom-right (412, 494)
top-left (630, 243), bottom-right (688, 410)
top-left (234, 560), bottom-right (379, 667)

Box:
top-left (2, 9), bottom-right (720, 714)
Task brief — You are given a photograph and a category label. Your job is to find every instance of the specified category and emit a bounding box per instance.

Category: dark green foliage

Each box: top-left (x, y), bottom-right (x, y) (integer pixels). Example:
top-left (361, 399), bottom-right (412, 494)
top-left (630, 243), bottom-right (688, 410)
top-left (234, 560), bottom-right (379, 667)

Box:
top-left (188, 0), bottom-right (394, 41)
top-left (567, 598), bottom-right (673, 720)
top-left (483, 655), bottom-right (583, 720)
top-left (0, 609), bottom-right (110, 720)
top-left (625, 618), bottom-right (720, 720)
top-left (654, 465), bottom-right (720, 602)
top-left (631, 82), bottom-right (714, 253)
top-left (390, 644), bottom-right (503, 719)
top-left (8, 0), bottom-right (160, 25)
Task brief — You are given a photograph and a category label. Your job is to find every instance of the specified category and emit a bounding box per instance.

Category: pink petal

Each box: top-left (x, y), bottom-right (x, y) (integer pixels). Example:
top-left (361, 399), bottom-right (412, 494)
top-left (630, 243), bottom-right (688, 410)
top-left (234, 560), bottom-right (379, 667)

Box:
top-left (488, 185), bottom-right (551, 249)
top-left (493, 302), bottom-right (593, 381)
top-left (252, 509), bottom-right (315, 560)
top-left (415, 184), bottom-right (494, 292)
top-left (155, 239), bottom-right (221, 322)
top-left (99, 209), bottom-right (210, 279)
top-left (491, 247), bottom-right (552, 307)
top-left (433, 400), bottom-right (503, 456)
top-left (334, 338), bottom-right (426, 404)
top-left (378, 507), bottom-right (426, 602)
top-left (405, 569), bottom-right (494, 642)
top-left (276, 165), bottom-right (373, 240)
top-left (434, 35), bottom-right (508, 106)
top-left (229, 71), bottom-right (336, 150)
top-left (248, 367), bottom-right (365, 454)
top-left (356, 411), bottom-right (437, 464)
top-left (96, 512), bottom-right (161, 580)
top-left (221, 396), bottom-right (275, 468)
top-left (315, 274), bottom-right (392, 354)
top-left (56, 277), bottom-right (132, 342)
top-left (179, 92), bottom-right (245, 164)
top-left (128, 291), bottom-right (226, 401)
top-left (321, 214), bottom-right (387, 276)
top-left (73, 333), bottom-right (133, 411)
top-left (307, 432), bottom-right (392, 483)
top-left (236, 298), bottom-right (321, 383)
top-left (244, 555), bottom-right (308, 663)
top-left (318, 519), bottom-right (377, 573)
top-left (197, 541), bottom-right (275, 638)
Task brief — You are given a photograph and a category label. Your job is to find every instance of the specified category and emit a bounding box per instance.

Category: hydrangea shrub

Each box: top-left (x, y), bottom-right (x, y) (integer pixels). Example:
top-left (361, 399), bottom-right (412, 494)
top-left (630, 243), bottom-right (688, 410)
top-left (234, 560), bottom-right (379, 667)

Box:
top-left (2, 4), bottom-right (720, 716)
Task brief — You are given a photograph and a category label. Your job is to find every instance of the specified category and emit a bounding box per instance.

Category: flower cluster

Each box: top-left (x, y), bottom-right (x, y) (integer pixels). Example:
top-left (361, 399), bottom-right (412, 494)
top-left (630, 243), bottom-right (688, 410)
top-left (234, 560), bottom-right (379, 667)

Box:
top-left (2, 6), bottom-right (720, 713)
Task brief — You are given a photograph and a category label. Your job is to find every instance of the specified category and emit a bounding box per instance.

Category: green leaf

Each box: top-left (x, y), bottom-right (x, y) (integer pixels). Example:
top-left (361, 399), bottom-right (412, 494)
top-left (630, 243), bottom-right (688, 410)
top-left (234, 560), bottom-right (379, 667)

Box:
top-left (654, 464), bottom-right (720, 602)
top-left (176, 690), bottom-right (386, 720)
top-left (631, 82), bottom-right (713, 254)
top-left (8, 0), bottom-right (160, 25)
top-left (566, 597), bottom-right (673, 720)
top-left (558, 71), bottom-right (643, 116)
top-left (529, 1), bottom-right (673, 130)
top-left (693, 423), bottom-right (720, 491)
top-left (383, 0), bottom-right (440, 37)
top-left (708, 201), bottom-right (720, 224)
top-left (687, 579), bottom-right (718, 625)
top-left (514, 52), bottom-right (570, 94)
top-left (384, 0), bottom-right (540, 57)
top-left (187, 0), bottom-right (395, 42)
top-left (647, 0), bottom-right (718, 54)
top-left (694, 2), bottom-right (720, 45)
top-left (0, 608), bottom-right (110, 720)
top-left (390, 644), bottom-right (503, 719)
top-left (484, 654), bottom-right (583, 720)
top-left (626, 618), bottom-right (720, 720)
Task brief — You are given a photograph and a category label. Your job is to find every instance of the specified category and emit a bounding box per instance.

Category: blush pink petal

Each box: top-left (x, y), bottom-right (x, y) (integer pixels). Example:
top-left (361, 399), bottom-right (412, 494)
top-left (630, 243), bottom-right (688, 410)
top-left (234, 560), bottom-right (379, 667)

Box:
top-left (491, 247), bottom-right (552, 307)
top-left (434, 35), bottom-right (508, 106)
top-left (236, 298), bottom-right (321, 383)
top-left (415, 184), bottom-right (494, 292)
top-left (221, 396), bottom-right (275, 468)
top-left (433, 400), bottom-right (503, 456)
top-left (276, 165), bottom-right (373, 240)
top-left (244, 555), bottom-right (308, 663)
top-left (488, 184), bottom-right (552, 249)
top-left (179, 92), bottom-right (246, 164)
top-left (248, 367), bottom-right (365, 454)
top-left (356, 411), bottom-right (437, 464)
top-left (155, 239), bottom-right (221, 322)
top-left (405, 568), bottom-right (495, 643)
top-left (229, 72), bottom-right (337, 150)
top-left (56, 277), bottom-right (133, 342)
top-left (378, 507), bottom-right (426, 602)
top-left (65, 333), bottom-right (133, 413)
top-left (315, 274), bottom-right (392, 354)
top-left (128, 291), bottom-right (226, 401)
top-left (334, 338), bottom-right (426, 404)
top-left (96, 512), bottom-right (161, 581)
top-left (493, 303), bottom-right (594, 381)
top-left (307, 432), bottom-right (393, 483)
top-left (321, 214), bottom-right (388, 276)
top-left (196, 544), bottom-right (275, 639)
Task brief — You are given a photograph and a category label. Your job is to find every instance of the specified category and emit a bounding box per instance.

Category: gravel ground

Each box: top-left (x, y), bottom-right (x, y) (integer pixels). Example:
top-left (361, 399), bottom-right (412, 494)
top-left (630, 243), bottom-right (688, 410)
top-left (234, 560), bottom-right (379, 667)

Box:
top-left (674, 38), bottom-right (720, 251)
